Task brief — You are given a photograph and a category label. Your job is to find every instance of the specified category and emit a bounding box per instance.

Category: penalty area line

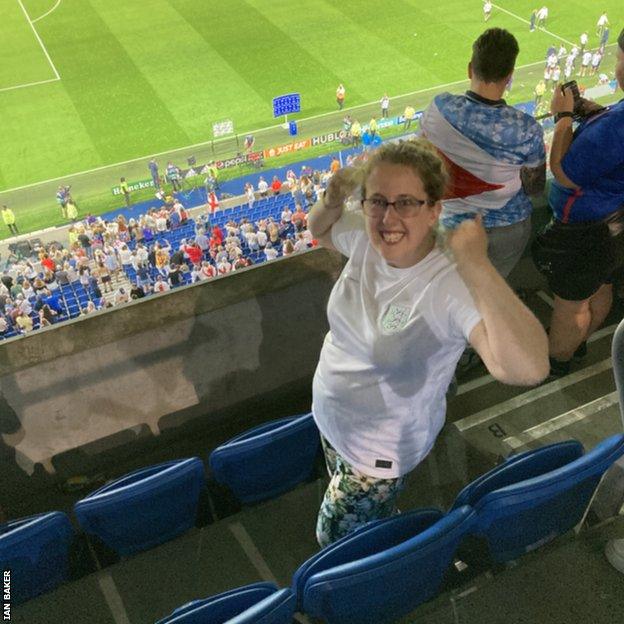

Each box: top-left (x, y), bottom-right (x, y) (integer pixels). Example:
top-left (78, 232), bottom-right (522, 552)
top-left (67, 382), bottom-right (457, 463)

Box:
top-left (16, 0), bottom-right (61, 80)
top-left (0, 77), bottom-right (60, 94)
top-left (32, 0), bottom-right (62, 24)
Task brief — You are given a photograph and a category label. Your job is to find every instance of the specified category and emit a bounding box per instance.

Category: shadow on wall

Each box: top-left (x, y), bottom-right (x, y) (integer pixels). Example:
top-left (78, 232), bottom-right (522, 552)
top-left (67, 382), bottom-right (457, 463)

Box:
top-left (0, 252), bottom-right (342, 517)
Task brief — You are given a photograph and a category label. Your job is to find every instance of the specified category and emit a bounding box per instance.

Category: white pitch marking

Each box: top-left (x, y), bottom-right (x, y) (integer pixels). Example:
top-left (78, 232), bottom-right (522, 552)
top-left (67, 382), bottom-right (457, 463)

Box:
top-left (16, 0), bottom-right (60, 79)
top-left (491, 3), bottom-right (575, 46)
top-left (0, 77), bottom-right (59, 94)
top-left (502, 391), bottom-right (619, 450)
top-left (32, 0), bottom-right (62, 23)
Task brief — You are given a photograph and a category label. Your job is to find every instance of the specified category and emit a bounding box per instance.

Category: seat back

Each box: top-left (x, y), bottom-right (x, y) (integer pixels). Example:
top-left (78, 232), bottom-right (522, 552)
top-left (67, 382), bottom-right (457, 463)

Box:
top-left (0, 511), bottom-right (73, 604)
top-left (157, 582), bottom-right (295, 624)
top-left (294, 507), bottom-right (474, 624)
top-left (209, 413), bottom-right (319, 504)
top-left (74, 457), bottom-right (204, 556)
top-left (460, 434), bottom-right (624, 562)
top-left (452, 440), bottom-right (584, 508)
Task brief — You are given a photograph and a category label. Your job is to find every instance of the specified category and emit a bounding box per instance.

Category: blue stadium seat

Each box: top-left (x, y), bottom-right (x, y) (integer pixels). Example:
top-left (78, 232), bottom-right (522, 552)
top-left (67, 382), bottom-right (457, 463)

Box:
top-left (451, 434), bottom-right (624, 562)
top-left (293, 507), bottom-right (475, 624)
top-left (209, 413), bottom-right (319, 504)
top-left (0, 511), bottom-right (73, 604)
top-left (74, 458), bottom-right (205, 556)
top-left (156, 582), bottom-right (295, 624)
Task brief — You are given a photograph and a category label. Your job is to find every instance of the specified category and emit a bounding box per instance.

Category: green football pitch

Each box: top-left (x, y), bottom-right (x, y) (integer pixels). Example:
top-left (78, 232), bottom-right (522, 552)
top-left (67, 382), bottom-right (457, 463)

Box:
top-left (0, 0), bottom-right (622, 236)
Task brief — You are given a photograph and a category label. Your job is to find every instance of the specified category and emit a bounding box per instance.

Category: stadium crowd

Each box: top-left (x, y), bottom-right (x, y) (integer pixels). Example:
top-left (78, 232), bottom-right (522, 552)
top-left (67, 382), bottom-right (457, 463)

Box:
top-left (0, 168), bottom-right (330, 338)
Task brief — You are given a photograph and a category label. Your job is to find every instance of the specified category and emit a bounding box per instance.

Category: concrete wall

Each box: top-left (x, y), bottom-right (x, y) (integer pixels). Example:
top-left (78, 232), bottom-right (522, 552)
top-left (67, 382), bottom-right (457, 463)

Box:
top-left (0, 249), bottom-right (344, 495)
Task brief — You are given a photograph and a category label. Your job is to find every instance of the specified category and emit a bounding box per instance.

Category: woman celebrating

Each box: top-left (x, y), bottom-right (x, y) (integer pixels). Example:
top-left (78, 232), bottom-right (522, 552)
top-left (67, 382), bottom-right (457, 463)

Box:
top-left (308, 139), bottom-right (548, 547)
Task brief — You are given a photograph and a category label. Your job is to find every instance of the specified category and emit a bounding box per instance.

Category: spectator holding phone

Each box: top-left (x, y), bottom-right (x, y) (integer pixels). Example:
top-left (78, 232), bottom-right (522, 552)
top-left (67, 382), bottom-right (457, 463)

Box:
top-left (532, 28), bottom-right (624, 380)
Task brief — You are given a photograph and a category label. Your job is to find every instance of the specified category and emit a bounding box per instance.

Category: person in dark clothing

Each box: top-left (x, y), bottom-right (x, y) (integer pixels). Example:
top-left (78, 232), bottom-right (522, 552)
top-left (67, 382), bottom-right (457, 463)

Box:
top-left (130, 283), bottom-right (145, 299)
top-left (168, 264), bottom-right (182, 287)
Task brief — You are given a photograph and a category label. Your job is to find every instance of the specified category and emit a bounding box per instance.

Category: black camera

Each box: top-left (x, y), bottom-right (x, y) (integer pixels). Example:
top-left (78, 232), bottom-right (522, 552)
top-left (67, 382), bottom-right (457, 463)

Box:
top-left (561, 80), bottom-right (606, 121)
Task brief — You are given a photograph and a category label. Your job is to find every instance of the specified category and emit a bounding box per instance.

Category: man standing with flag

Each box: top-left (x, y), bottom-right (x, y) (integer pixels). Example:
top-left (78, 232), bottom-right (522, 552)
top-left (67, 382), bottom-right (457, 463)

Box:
top-left (421, 28), bottom-right (545, 278)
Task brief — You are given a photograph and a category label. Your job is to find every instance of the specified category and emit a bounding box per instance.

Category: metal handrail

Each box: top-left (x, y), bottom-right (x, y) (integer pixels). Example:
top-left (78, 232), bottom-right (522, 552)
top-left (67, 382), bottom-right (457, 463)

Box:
top-left (611, 318), bottom-right (624, 428)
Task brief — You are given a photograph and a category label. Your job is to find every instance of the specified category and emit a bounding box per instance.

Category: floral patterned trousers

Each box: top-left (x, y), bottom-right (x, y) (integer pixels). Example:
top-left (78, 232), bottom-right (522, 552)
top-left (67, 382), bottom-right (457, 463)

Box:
top-left (316, 435), bottom-right (408, 548)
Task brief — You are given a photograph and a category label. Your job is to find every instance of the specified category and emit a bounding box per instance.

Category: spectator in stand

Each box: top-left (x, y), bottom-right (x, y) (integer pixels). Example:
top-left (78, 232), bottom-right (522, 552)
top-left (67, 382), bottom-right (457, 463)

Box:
top-left (183, 240), bottom-right (203, 266)
top-left (330, 157), bottom-right (341, 174)
top-left (153, 275), bottom-right (170, 293)
top-left (421, 28), bottom-right (545, 279)
top-left (282, 238), bottom-right (295, 257)
top-left (281, 205), bottom-right (293, 223)
top-left (39, 304), bottom-right (57, 327)
top-left (96, 261), bottom-right (113, 293)
top-left (207, 191), bottom-right (220, 219)
top-left (114, 287), bottom-right (130, 305)
top-left (15, 310), bottom-right (33, 333)
top-left (136, 263), bottom-right (151, 290)
top-left (257, 176), bottom-right (269, 197)
top-left (271, 176), bottom-right (282, 195)
top-left (245, 182), bottom-right (255, 210)
top-left (200, 261), bottom-right (217, 280)
top-left (1, 206), bottom-right (18, 236)
top-left (130, 283), bottom-right (145, 299)
top-left (293, 233), bottom-right (308, 253)
top-left (217, 257), bottom-right (232, 274)
top-left (306, 140), bottom-right (548, 547)
top-left (77, 229), bottom-right (93, 259)
top-left (256, 227), bottom-right (268, 249)
top-left (532, 28), bottom-right (624, 383)
top-left (264, 242), bottom-right (278, 261)
top-left (232, 254), bottom-right (248, 271)
top-left (292, 204), bottom-right (307, 228)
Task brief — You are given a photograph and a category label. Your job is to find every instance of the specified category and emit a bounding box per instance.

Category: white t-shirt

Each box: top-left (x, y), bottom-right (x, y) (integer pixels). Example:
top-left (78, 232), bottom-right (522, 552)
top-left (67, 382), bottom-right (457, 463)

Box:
top-left (312, 212), bottom-right (481, 478)
top-left (597, 14), bottom-right (608, 27)
top-left (582, 51), bottom-right (592, 65)
top-left (484, 2), bottom-right (492, 13)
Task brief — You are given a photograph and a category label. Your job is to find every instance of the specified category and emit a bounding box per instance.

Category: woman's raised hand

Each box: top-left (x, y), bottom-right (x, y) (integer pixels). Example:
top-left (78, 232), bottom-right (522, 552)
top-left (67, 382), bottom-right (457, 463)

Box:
top-left (445, 214), bottom-right (489, 267)
top-left (324, 167), bottom-right (362, 210)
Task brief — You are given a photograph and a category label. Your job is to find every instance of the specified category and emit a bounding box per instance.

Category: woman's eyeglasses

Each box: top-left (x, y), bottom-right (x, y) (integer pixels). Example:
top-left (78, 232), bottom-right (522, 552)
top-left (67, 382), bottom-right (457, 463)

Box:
top-left (361, 196), bottom-right (430, 218)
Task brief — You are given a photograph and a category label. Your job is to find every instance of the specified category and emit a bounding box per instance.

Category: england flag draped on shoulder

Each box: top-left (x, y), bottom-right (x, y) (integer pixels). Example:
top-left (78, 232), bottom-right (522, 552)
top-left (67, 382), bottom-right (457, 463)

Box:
top-left (421, 92), bottom-right (545, 228)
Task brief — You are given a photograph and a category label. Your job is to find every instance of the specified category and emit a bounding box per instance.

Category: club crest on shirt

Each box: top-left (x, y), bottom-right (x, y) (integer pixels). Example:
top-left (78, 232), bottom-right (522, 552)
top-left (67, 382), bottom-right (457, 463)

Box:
top-left (381, 304), bottom-right (410, 333)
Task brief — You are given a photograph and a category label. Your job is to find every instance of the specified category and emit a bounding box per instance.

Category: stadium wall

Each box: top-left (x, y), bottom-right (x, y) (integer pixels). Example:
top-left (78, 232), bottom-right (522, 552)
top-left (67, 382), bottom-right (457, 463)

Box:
top-left (0, 249), bottom-right (344, 516)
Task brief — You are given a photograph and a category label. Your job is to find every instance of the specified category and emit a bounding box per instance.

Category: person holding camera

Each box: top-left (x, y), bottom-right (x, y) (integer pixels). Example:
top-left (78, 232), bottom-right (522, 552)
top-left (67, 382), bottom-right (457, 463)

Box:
top-left (532, 28), bottom-right (624, 380)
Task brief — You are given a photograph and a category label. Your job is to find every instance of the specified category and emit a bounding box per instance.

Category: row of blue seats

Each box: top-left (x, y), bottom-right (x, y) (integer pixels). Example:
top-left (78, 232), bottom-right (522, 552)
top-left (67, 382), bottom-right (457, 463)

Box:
top-left (2, 410), bottom-right (623, 621)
